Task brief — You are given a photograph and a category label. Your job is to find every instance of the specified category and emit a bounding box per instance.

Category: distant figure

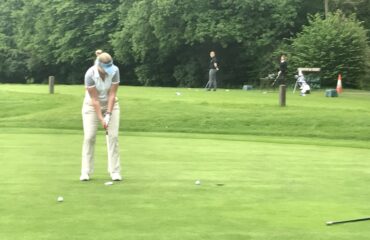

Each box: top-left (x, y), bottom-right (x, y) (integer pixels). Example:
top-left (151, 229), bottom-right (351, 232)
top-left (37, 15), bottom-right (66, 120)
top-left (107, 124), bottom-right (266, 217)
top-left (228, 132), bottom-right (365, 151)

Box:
top-left (277, 55), bottom-right (288, 85)
top-left (205, 51), bottom-right (219, 91)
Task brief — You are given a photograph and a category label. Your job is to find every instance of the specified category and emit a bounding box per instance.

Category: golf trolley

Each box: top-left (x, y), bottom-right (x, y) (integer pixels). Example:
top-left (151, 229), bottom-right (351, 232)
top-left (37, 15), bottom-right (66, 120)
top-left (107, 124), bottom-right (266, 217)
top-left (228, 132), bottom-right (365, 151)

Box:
top-left (259, 73), bottom-right (278, 90)
top-left (293, 68), bottom-right (321, 95)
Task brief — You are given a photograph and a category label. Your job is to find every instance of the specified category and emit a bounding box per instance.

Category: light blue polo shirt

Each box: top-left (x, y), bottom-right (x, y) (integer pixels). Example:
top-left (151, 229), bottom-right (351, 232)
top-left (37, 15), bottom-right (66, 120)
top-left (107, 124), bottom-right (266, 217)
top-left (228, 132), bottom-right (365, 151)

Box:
top-left (84, 65), bottom-right (120, 104)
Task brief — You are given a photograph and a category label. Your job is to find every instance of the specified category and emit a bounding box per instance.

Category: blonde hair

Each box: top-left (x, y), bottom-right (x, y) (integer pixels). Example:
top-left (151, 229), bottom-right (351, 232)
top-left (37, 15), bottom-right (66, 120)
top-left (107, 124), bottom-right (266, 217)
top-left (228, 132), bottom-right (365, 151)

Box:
top-left (98, 52), bottom-right (113, 63)
top-left (95, 49), bottom-right (103, 57)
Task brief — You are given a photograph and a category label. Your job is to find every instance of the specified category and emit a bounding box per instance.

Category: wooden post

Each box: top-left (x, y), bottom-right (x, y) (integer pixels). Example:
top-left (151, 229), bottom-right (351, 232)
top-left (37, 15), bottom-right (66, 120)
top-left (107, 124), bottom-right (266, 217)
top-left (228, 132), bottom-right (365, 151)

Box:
top-left (279, 84), bottom-right (286, 107)
top-left (49, 76), bottom-right (55, 94)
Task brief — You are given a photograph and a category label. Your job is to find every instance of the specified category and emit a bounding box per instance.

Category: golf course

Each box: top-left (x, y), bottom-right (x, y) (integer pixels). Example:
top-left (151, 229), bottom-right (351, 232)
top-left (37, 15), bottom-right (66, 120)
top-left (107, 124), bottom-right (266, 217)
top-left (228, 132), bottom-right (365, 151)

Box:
top-left (0, 84), bottom-right (370, 240)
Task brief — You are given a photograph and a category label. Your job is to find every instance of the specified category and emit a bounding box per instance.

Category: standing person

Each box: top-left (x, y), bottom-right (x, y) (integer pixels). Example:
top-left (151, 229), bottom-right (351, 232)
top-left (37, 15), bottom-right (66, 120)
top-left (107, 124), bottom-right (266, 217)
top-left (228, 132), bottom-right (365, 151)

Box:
top-left (205, 51), bottom-right (219, 91)
top-left (80, 52), bottom-right (122, 181)
top-left (278, 55), bottom-right (288, 85)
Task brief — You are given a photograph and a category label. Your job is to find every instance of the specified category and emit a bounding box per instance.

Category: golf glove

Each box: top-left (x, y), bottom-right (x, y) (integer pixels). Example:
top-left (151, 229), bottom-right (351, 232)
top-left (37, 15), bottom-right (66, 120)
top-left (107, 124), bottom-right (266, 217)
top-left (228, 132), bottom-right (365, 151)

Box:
top-left (104, 112), bottom-right (111, 127)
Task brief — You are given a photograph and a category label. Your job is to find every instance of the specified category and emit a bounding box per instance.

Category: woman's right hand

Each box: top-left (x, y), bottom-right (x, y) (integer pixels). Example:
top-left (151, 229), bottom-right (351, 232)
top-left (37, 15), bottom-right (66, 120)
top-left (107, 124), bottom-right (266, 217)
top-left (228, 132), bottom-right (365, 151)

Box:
top-left (100, 118), bottom-right (107, 129)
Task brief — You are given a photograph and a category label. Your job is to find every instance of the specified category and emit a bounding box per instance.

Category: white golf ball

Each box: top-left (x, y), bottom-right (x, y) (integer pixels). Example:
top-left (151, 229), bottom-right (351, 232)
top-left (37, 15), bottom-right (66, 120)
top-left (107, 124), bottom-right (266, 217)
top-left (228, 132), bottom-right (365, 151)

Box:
top-left (176, 92), bottom-right (181, 96)
top-left (57, 196), bottom-right (64, 202)
top-left (104, 181), bottom-right (113, 186)
top-left (195, 180), bottom-right (201, 185)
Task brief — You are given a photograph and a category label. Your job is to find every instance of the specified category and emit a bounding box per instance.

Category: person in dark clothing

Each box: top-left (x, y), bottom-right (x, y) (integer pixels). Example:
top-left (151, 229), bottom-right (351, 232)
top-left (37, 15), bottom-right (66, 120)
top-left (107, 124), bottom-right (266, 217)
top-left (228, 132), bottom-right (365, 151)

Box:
top-left (205, 51), bottom-right (219, 91)
top-left (278, 55), bottom-right (288, 85)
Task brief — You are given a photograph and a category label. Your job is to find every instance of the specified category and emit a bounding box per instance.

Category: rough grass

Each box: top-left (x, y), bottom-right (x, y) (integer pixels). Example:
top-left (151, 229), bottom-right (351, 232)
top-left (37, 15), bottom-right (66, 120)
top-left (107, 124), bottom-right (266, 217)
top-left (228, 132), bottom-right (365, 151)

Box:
top-left (1, 84), bottom-right (370, 141)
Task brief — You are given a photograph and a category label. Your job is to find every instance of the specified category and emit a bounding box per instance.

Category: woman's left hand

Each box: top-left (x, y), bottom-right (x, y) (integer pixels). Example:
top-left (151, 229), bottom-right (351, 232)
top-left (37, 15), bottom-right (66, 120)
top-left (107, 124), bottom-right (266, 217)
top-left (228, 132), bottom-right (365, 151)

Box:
top-left (103, 113), bottom-right (111, 128)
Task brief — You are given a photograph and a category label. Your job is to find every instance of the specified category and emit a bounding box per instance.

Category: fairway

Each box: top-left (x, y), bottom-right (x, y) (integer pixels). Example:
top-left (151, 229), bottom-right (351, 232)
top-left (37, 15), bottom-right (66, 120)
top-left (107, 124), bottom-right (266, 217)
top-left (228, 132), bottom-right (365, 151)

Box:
top-left (1, 85), bottom-right (370, 240)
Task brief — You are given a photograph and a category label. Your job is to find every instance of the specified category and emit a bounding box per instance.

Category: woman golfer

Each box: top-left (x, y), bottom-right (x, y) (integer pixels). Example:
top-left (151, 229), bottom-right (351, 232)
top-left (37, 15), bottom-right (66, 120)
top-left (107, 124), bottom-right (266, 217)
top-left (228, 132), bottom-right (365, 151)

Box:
top-left (80, 52), bottom-right (122, 181)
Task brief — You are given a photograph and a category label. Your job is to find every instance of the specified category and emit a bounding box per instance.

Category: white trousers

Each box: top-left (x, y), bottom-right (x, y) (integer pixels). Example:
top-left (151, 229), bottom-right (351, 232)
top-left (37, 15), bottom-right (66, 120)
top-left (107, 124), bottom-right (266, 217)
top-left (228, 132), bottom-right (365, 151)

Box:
top-left (81, 101), bottom-right (121, 175)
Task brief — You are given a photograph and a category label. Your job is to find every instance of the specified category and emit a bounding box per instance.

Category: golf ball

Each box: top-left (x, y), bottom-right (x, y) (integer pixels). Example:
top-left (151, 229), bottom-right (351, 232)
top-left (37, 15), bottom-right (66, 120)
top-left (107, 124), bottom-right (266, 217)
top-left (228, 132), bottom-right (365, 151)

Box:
top-left (57, 196), bottom-right (64, 202)
top-left (195, 180), bottom-right (201, 185)
top-left (176, 92), bottom-right (181, 96)
top-left (104, 181), bottom-right (113, 186)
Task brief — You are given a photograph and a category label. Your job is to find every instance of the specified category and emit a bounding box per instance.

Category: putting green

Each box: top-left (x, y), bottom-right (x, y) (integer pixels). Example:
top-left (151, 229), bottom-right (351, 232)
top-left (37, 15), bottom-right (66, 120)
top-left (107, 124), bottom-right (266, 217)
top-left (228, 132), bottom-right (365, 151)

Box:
top-left (0, 131), bottom-right (370, 240)
top-left (0, 85), bottom-right (369, 239)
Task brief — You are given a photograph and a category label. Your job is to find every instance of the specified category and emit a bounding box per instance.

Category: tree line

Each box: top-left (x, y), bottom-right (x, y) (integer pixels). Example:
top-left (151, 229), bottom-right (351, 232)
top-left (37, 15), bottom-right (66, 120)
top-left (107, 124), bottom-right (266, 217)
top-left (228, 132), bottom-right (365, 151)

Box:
top-left (0, 0), bottom-right (369, 88)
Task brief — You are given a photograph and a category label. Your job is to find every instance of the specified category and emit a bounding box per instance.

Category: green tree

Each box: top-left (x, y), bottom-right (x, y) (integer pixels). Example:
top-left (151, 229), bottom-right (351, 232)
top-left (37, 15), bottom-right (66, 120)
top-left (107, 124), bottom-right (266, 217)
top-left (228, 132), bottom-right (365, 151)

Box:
top-left (329, 0), bottom-right (370, 34)
top-left (0, 0), bottom-right (27, 83)
top-left (290, 11), bottom-right (369, 88)
top-left (2, 0), bottom-right (367, 87)
top-left (112, 0), bottom-right (300, 87)
top-left (15, 0), bottom-right (121, 83)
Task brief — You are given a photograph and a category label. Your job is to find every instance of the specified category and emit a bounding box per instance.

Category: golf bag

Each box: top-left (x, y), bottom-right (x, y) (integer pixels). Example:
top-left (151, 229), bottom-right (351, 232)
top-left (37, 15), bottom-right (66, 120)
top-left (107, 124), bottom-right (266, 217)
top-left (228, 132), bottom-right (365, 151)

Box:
top-left (294, 74), bottom-right (311, 95)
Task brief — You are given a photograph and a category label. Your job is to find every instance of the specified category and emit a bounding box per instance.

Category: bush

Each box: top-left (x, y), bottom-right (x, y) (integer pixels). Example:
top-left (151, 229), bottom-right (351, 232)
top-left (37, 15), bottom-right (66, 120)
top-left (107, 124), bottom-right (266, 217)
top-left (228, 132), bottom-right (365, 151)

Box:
top-left (173, 59), bottom-right (204, 87)
top-left (290, 11), bottom-right (369, 88)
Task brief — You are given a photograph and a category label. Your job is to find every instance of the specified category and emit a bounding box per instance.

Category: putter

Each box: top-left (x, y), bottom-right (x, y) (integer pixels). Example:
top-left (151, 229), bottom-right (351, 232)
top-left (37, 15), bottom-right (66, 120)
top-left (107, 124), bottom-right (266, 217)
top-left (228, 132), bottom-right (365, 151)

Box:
top-left (106, 128), bottom-right (112, 173)
top-left (271, 72), bottom-right (281, 87)
top-left (326, 217), bottom-right (370, 226)
top-left (204, 81), bottom-right (210, 89)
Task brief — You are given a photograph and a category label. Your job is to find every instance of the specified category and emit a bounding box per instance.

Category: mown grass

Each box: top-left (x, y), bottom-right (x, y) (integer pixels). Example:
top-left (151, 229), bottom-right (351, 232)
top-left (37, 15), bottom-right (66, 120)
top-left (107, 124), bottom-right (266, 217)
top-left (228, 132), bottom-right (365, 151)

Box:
top-left (0, 84), bottom-right (370, 240)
